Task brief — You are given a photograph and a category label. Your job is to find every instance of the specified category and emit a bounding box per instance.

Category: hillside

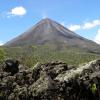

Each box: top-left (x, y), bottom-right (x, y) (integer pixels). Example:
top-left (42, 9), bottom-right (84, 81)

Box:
top-left (5, 18), bottom-right (100, 54)
top-left (3, 45), bottom-right (100, 67)
top-left (2, 18), bottom-right (100, 66)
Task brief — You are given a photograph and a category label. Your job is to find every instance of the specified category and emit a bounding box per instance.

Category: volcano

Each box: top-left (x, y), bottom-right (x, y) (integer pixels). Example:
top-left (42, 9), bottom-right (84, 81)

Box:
top-left (5, 18), bottom-right (100, 53)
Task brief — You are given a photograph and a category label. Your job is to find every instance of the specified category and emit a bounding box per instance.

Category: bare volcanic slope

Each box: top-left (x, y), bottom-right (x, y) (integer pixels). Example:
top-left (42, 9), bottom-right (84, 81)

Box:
top-left (5, 18), bottom-right (100, 53)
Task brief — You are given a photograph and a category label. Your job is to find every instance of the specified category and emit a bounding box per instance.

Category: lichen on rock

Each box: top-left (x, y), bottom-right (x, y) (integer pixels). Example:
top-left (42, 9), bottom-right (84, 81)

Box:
top-left (0, 59), bottom-right (100, 100)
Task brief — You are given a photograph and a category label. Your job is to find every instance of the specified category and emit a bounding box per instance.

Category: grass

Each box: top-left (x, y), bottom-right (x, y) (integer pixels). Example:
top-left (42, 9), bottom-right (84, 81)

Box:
top-left (0, 47), bottom-right (5, 63)
top-left (2, 44), bottom-right (100, 67)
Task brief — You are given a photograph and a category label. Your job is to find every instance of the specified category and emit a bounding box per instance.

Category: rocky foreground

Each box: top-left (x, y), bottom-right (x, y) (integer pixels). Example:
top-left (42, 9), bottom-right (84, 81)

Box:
top-left (0, 59), bottom-right (100, 100)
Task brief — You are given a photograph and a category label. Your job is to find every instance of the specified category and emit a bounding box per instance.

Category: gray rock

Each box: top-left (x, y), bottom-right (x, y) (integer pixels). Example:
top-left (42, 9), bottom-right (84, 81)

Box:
top-left (0, 59), bottom-right (100, 100)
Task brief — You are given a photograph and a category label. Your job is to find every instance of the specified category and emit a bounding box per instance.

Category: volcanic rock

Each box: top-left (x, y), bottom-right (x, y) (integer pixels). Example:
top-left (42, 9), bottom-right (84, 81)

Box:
top-left (0, 59), bottom-right (100, 100)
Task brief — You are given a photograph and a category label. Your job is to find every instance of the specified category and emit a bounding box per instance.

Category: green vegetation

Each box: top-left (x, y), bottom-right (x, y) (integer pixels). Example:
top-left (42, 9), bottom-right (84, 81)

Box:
top-left (0, 47), bottom-right (5, 63)
top-left (3, 45), bottom-right (100, 67)
top-left (90, 83), bottom-right (97, 94)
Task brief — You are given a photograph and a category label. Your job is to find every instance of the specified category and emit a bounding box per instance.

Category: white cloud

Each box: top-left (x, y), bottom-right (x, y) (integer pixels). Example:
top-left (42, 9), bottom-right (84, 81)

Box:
top-left (67, 19), bottom-right (100, 31)
top-left (9, 6), bottom-right (26, 16)
top-left (0, 41), bottom-right (4, 46)
top-left (83, 20), bottom-right (100, 29)
top-left (94, 29), bottom-right (100, 44)
top-left (68, 24), bottom-right (81, 31)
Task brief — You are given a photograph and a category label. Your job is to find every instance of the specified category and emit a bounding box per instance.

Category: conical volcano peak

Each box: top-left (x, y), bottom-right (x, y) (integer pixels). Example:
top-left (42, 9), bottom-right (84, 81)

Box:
top-left (42, 18), bottom-right (52, 21)
top-left (5, 18), bottom-right (100, 54)
top-left (5, 18), bottom-right (87, 46)
top-left (41, 18), bottom-right (54, 22)
top-left (38, 18), bottom-right (56, 25)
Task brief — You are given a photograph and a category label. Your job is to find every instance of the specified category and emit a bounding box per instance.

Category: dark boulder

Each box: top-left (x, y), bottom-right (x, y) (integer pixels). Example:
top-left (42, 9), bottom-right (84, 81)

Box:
top-left (3, 59), bottom-right (19, 75)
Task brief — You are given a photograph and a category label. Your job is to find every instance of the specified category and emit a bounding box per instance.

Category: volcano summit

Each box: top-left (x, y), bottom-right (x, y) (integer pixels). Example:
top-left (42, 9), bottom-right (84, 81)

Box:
top-left (5, 18), bottom-right (100, 53)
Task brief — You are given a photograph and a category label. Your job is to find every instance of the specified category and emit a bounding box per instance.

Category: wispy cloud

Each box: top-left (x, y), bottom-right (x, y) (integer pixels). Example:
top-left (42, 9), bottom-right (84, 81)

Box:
top-left (83, 20), bottom-right (100, 29)
top-left (8, 6), bottom-right (26, 17)
top-left (94, 29), bottom-right (100, 44)
top-left (68, 24), bottom-right (81, 31)
top-left (68, 19), bottom-right (100, 31)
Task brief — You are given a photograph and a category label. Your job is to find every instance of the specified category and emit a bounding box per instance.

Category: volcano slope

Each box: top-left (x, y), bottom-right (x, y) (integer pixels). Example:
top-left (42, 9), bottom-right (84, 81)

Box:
top-left (5, 18), bottom-right (100, 54)
top-left (3, 18), bottom-right (100, 66)
top-left (0, 59), bottom-right (100, 100)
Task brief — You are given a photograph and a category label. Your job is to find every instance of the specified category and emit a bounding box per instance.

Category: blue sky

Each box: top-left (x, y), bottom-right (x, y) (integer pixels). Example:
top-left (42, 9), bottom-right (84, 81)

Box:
top-left (0, 0), bottom-right (100, 45)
